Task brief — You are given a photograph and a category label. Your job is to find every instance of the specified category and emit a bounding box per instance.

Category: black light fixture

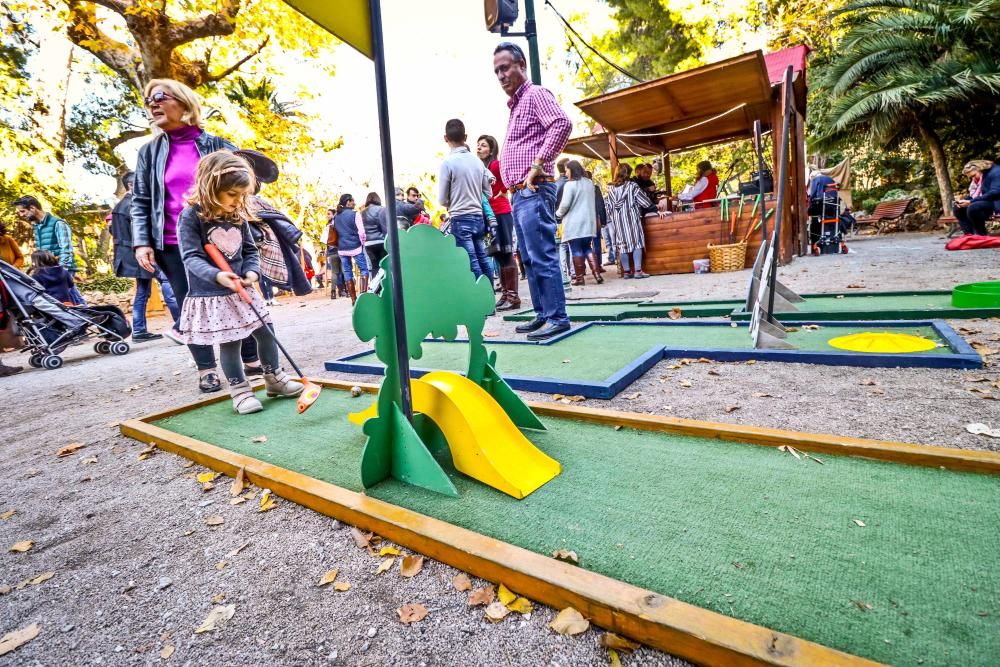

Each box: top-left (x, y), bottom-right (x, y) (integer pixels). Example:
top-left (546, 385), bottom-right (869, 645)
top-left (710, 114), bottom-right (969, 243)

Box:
top-left (485, 0), bottom-right (519, 32)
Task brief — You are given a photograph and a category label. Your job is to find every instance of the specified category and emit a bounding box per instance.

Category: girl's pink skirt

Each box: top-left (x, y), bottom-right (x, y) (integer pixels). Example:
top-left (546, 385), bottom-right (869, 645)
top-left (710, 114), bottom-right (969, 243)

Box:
top-left (178, 290), bottom-right (272, 346)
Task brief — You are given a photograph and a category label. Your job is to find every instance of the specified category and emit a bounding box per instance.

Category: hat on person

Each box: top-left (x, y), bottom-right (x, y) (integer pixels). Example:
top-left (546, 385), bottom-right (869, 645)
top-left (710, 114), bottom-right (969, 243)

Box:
top-left (233, 149), bottom-right (279, 184)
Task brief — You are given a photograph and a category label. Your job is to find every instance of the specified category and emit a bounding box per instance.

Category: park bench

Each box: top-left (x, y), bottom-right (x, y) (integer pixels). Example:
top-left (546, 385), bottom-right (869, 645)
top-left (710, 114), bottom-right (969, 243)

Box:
top-left (942, 211), bottom-right (1000, 238)
top-left (853, 197), bottom-right (916, 235)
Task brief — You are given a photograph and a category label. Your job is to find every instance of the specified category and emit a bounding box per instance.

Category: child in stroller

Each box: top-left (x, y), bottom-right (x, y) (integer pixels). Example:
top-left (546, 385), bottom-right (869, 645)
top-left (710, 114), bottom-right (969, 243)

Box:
top-left (0, 259), bottom-right (131, 370)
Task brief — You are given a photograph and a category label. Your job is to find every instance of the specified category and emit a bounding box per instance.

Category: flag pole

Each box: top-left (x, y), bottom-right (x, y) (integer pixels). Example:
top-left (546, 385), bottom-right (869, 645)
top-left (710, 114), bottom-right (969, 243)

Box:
top-left (369, 0), bottom-right (413, 421)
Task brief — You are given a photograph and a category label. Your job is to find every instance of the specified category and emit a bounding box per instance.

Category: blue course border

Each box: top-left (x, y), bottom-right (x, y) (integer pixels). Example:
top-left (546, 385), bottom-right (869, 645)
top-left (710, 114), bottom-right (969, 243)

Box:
top-left (325, 320), bottom-right (982, 399)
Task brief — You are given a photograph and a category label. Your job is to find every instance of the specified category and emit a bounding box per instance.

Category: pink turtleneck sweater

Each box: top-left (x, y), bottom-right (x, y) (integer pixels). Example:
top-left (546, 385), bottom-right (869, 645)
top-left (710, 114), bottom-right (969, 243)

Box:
top-left (162, 125), bottom-right (203, 245)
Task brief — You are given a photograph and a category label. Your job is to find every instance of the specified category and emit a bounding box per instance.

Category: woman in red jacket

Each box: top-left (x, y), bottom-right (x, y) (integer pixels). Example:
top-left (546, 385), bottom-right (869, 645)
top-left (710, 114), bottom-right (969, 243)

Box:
top-left (477, 134), bottom-right (519, 311)
top-left (678, 161), bottom-right (719, 209)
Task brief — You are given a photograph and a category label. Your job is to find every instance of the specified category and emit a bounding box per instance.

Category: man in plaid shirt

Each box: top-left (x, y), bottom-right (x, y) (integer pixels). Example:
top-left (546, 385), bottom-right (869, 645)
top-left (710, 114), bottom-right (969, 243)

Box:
top-left (14, 195), bottom-right (86, 304)
top-left (494, 43), bottom-right (573, 340)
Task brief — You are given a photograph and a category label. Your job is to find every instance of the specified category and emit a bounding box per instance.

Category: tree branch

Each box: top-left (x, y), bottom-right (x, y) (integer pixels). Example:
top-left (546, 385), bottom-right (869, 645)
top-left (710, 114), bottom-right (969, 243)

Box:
top-left (66, 1), bottom-right (142, 92)
top-left (87, 0), bottom-right (130, 12)
top-left (167, 0), bottom-right (242, 47)
top-left (205, 36), bottom-right (270, 83)
top-left (108, 128), bottom-right (150, 150)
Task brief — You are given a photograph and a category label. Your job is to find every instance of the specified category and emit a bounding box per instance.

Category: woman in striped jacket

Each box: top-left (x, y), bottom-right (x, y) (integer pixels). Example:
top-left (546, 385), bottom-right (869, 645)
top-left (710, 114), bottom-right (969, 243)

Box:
top-left (605, 164), bottom-right (652, 279)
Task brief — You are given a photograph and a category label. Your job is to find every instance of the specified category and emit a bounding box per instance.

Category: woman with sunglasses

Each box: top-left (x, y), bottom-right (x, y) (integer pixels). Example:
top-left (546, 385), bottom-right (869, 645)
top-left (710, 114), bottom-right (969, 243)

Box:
top-left (131, 78), bottom-right (259, 393)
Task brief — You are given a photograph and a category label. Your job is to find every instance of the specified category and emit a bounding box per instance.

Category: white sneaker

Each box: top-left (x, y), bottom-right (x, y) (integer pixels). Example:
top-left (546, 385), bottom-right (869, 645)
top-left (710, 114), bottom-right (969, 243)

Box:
top-left (163, 329), bottom-right (184, 346)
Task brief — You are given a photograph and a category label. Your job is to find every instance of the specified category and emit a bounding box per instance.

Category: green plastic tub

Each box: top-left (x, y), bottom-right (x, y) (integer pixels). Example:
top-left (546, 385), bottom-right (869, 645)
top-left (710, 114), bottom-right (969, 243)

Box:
top-left (952, 281), bottom-right (1000, 308)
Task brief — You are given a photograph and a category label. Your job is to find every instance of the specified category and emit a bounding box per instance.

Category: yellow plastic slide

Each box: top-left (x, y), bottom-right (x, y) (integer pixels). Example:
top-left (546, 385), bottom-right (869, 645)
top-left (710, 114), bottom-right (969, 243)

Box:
top-left (348, 371), bottom-right (560, 499)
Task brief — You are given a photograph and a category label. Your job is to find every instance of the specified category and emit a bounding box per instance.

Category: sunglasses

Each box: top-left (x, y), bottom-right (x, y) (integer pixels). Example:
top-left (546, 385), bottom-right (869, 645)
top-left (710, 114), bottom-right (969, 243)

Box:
top-left (144, 91), bottom-right (176, 107)
top-left (496, 41), bottom-right (525, 62)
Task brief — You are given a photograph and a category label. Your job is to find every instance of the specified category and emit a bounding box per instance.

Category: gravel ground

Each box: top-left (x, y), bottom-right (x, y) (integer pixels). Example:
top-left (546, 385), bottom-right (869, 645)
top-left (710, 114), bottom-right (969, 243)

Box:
top-left (1, 232), bottom-right (997, 665)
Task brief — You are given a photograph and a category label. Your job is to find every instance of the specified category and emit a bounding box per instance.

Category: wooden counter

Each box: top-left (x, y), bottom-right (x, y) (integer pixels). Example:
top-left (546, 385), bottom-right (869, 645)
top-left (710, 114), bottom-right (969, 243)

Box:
top-left (640, 197), bottom-right (794, 275)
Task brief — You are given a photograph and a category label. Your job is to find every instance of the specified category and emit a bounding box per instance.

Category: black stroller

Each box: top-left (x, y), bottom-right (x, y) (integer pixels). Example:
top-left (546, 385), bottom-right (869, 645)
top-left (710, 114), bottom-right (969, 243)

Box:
top-left (0, 260), bottom-right (132, 370)
top-left (808, 182), bottom-right (849, 255)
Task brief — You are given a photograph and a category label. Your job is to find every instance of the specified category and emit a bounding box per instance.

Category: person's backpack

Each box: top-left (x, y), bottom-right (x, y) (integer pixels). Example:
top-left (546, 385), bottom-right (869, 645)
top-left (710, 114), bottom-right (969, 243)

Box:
top-left (325, 223), bottom-right (338, 246)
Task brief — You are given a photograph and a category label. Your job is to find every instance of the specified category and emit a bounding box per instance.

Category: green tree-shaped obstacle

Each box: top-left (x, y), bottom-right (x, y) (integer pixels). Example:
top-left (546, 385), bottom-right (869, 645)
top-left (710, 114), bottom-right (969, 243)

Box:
top-left (353, 224), bottom-right (544, 496)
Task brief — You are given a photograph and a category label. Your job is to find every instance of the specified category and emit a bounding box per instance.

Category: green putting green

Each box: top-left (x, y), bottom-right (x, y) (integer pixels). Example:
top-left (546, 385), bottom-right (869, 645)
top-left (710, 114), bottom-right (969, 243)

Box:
top-left (505, 291), bottom-right (1000, 322)
top-left (348, 323), bottom-right (951, 383)
top-left (154, 389), bottom-right (1000, 665)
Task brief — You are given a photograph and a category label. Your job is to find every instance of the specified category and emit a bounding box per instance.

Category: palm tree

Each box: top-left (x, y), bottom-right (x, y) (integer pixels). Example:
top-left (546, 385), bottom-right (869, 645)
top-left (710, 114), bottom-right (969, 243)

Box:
top-left (819, 0), bottom-right (1000, 215)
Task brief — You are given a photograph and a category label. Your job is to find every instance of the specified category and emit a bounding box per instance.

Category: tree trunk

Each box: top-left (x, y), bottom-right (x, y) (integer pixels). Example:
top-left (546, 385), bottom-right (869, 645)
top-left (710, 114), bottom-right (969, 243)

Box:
top-left (916, 120), bottom-right (954, 217)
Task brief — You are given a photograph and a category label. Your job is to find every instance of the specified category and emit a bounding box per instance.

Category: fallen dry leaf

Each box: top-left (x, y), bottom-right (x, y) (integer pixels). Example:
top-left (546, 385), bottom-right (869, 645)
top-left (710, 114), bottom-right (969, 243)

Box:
top-left (613, 425), bottom-right (623, 431)
top-left (196, 471), bottom-right (219, 484)
top-left (229, 497), bottom-right (247, 506)
top-left (400, 555), bottom-right (424, 578)
top-left (0, 623), bottom-right (41, 657)
top-left (725, 405), bottom-right (741, 413)
top-left (468, 585), bottom-right (495, 606)
top-left (230, 468), bottom-right (246, 496)
top-left (484, 601), bottom-right (511, 622)
top-left (138, 444), bottom-right (156, 461)
top-left (852, 519), bottom-right (866, 527)
top-left (668, 307), bottom-right (683, 320)
top-left (966, 423), bottom-right (1000, 438)
top-left (453, 574), bottom-right (472, 591)
top-left (80, 456), bottom-right (98, 465)
top-left (28, 572), bottom-right (54, 585)
top-left (9, 540), bottom-right (33, 553)
top-left (259, 490), bottom-right (276, 512)
top-left (623, 392), bottom-right (641, 400)
top-left (210, 593), bottom-right (226, 604)
top-left (860, 378), bottom-right (877, 386)
top-left (854, 600), bottom-right (873, 611)
top-left (318, 569), bottom-right (339, 587)
top-left (160, 645), bottom-right (175, 659)
top-left (194, 604), bottom-right (235, 633)
top-left (745, 359), bottom-right (757, 364)
top-left (397, 602), bottom-right (428, 624)
top-left (562, 358), bottom-right (571, 364)
top-left (0, 510), bottom-right (14, 521)
top-left (609, 649), bottom-right (622, 667)
top-left (679, 379), bottom-right (692, 388)
top-left (552, 549), bottom-right (579, 565)
top-left (215, 561), bottom-right (227, 570)
top-left (225, 541), bottom-right (250, 558)
top-left (251, 435), bottom-right (267, 443)
top-left (379, 546), bottom-right (401, 557)
top-left (803, 324), bottom-right (821, 330)
top-left (375, 558), bottom-right (395, 575)
top-left (507, 596), bottom-right (533, 614)
top-left (483, 330), bottom-right (499, 337)
top-left (600, 633), bottom-right (640, 652)
top-left (204, 515), bottom-right (224, 527)
top-left (846, 283), bottom-right (865, 289)
top-left (350, 528), bottom-right (373, 548)
top-left (707, 369), bottom-right (720, 376)
top-left (56, 442), bottom-right (84, 457)
top-left (961, 375), bottom-right (991, 383)
top-left (549, 607), bottom-right (589, 636)
top-left (498, 583), bottom-right (516, 606)
top-left (333, 581), bottom-right (351, 592)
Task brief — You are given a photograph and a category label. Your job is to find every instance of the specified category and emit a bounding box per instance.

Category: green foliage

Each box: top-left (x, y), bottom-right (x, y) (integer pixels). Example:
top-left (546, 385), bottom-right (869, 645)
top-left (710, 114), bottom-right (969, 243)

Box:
top-left (78, 273), bottom-right (133, 294)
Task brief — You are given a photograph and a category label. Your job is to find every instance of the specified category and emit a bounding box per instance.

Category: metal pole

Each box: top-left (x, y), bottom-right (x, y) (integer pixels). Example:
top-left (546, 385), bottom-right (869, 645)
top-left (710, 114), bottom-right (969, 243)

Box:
top-left (767, 66), bottom-right (793, 324)
top-left (524, 0), bottom-right (542, 84)
top-left (369, 0), bottom-right (413, 421)
top-left (753, 120), bottom-right (768, 239)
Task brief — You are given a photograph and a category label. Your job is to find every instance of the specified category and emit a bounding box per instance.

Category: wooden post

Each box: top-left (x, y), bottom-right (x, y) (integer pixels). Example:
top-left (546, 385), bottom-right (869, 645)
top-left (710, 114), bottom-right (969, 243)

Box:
top-left (608, 131), bottom-right (619, 177)
top-left (662, 152), bottom-right (672, 211)
top-left (793, 109), bottom-right (808, 256)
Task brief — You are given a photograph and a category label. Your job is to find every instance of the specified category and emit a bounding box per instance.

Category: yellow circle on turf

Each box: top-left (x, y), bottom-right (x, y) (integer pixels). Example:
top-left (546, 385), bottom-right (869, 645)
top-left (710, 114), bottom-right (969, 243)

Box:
top-left (828, 332), bottom-right (937, 354)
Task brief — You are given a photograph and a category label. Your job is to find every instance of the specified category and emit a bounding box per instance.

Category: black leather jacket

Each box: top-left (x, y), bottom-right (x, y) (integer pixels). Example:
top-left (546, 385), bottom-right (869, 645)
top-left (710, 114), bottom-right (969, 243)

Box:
top-left (130, 130), bottom-right (235, 249)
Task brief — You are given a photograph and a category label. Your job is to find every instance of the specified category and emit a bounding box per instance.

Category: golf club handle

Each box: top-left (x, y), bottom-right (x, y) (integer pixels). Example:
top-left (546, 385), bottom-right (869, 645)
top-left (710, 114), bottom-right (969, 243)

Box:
top-left (203, 243), bottom-right (253, 304)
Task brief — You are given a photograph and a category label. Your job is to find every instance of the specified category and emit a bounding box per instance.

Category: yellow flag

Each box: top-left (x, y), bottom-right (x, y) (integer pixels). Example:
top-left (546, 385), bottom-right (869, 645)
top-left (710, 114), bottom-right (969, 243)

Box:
top-left (282, 0), bottom-right (373, 58)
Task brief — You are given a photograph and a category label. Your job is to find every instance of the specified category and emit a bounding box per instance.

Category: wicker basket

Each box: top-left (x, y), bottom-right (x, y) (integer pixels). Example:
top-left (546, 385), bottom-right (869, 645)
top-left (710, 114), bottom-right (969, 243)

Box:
top-left (706, 241), bottom-right (747, 273)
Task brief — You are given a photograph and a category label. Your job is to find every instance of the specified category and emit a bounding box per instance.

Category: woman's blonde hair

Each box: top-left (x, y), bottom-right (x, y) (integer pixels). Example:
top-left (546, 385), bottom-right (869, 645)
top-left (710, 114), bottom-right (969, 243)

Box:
top-left (144, 78), bottom-right (203, 128)
top-left (188, 151), bottom-right (257, 223)
top-left (962, 159), bottom-right (994, 175)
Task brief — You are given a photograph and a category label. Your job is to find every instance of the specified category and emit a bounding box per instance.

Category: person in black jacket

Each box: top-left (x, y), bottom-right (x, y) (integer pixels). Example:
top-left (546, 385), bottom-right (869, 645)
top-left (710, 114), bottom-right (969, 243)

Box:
top-left (955, 160), bottom-right (1000, 236)
top-left (109, 171), bottom-right (180, 342)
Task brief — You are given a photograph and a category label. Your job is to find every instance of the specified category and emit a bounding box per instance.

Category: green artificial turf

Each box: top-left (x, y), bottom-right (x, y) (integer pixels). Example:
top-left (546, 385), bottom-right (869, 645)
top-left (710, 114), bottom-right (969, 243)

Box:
top-left (348, 324), bottom-right (952, 383)
top-left (154, 389), bottom-right (1000, 665)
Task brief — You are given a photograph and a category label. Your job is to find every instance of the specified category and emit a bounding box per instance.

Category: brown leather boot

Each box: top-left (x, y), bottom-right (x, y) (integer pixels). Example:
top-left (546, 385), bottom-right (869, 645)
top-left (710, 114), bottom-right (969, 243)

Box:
top-left (571, 256), bottom-right (586, 286)
top-left (346, 280), bottom-right (357, 305)
top-left (616, 258), bottom-right (625, 278)
top-left (359, 275), bottom-right (369, 295)
top-left (505, 264), bottom-right (521, 308)
top-left (586, 254), bottom-right (604, 284)
top-left (495, 265), bottom-right (509, 309)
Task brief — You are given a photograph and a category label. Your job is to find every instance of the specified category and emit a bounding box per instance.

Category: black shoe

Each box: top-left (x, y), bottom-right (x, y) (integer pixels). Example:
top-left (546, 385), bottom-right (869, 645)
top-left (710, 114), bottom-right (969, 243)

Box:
top-left (244, 364), bottom-right (264, 378)
top-left (515, 319), bottom-right (546, 334)
top-left (0, 363), bottom-right (23, 377)
top-left (526, 322), bottom-right (571, 341)
top-left (199, 372), bottom-right (222, 393)
top-left (132, 331), bottom-right (163, 342)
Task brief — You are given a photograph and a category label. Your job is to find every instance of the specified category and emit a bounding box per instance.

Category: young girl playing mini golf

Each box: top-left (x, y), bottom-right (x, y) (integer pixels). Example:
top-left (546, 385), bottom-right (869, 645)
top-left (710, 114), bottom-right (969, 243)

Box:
top-left (177, 151), bottom-right (303, 414)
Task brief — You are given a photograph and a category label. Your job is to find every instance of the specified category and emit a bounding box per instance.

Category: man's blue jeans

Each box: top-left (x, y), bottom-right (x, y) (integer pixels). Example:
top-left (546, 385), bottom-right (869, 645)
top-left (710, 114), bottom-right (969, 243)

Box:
top-left (511, 182), bottom-right (568, 326)
top-left (133, 269), bottom-right (180, 334)
top-left (451, 213), bottom-right (493, 280)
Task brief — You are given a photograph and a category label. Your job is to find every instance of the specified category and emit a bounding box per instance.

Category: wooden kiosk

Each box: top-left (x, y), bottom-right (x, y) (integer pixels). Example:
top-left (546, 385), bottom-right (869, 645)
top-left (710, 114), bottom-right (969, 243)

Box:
top-left (565, 47), bottom-right (809, 275)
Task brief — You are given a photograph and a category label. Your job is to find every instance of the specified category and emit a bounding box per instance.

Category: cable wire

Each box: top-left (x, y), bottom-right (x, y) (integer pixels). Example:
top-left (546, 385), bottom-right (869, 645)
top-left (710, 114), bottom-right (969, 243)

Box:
top-left (544, 0), bottom-right (643, 84)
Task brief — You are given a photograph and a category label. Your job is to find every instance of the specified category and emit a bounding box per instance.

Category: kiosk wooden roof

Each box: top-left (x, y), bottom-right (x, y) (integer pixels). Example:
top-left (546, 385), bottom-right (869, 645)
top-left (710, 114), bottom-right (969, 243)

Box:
top-left (565, 47), bottom-right (807, 160)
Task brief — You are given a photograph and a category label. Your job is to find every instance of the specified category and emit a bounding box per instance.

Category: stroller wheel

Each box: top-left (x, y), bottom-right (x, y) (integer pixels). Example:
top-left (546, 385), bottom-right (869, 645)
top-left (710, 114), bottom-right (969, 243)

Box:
top-left (109, 341), bottom-right (130, 356)
top-left (29, 354), bottom-right (44, 368)
top-left (94, 341), bottom-right (111, 355)
top-left (41, 355), bottom-right (64, 370)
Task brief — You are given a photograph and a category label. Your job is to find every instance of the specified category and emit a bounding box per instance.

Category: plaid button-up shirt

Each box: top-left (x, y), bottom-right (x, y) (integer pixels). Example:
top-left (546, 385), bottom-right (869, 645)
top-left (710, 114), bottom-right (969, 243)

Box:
top-left (500, 81), bottom-right (572, 189)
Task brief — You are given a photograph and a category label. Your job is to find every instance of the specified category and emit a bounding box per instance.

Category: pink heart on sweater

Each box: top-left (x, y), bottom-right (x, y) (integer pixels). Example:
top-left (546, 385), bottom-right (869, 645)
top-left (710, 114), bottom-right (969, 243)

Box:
top-left (207, 225), bottom-right (243, 259)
